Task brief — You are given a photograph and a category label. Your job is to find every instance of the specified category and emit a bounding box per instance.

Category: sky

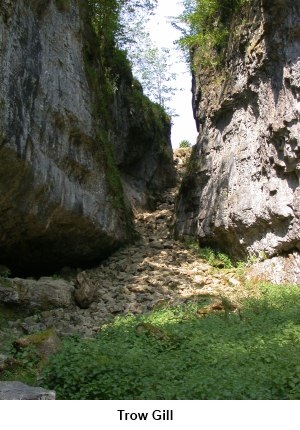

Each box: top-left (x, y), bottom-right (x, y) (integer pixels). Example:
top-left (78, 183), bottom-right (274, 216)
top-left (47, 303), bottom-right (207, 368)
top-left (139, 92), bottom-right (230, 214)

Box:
top-left (146, 1), bottom-right (198, 148)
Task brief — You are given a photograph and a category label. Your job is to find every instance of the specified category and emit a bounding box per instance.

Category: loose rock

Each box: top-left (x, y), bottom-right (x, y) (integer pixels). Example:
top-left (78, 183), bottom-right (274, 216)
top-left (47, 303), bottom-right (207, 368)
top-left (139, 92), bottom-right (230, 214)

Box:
top-left (0, 277), bottom-right (75, 310)
top-left (0, 381), bottom-right (55, 400)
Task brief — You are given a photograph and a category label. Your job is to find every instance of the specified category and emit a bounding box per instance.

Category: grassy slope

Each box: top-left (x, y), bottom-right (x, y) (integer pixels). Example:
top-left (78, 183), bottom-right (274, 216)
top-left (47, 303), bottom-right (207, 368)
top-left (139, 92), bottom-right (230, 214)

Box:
top-left (31, 283), bottom-right (300, 399)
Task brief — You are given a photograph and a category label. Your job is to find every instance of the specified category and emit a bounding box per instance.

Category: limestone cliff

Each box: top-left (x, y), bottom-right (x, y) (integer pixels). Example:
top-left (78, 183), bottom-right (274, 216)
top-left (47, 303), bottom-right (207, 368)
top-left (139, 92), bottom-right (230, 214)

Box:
top-left (111, 72), bottom-right (176, 211)
top-left (175, 0), bottom-right (300, 278)
top-left (0, 0), bottom-right (175, 275)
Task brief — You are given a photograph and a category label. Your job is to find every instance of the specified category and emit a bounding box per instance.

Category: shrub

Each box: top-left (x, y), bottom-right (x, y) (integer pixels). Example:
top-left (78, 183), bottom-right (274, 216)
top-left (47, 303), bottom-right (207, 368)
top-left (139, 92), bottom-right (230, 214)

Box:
top-left (185, 240), bottom-right (234, 269)
top-left (179, 140), bottom-right (192, 148)
top-left (40, 283), bottom-right (300, 399)
top-left (178, 0), bottom-right (250, 67)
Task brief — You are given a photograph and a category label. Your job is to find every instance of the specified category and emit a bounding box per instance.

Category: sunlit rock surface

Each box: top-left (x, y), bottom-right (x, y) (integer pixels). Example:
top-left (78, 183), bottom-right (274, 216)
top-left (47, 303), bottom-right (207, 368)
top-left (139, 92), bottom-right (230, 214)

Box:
top-left (175, 0), bottom-right (300, 281)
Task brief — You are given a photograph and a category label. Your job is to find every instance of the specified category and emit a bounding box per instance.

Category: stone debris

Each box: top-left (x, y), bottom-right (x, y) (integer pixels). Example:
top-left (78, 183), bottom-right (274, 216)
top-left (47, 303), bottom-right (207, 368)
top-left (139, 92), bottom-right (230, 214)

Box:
top-left (0, 277), bottom-right (75, 310)
top-left (74, 271), bottom-right (98, 309)
top-left (0, 381), bottom-right (55, 400)
top-left (0, 149), bottom-right (243, 339)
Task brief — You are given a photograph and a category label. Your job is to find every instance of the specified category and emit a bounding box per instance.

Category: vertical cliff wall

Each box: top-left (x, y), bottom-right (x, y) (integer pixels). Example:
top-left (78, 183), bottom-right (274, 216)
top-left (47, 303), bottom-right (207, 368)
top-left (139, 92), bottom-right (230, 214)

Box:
top-left (175, 0), bottom-right (300, 278)
top-left (0, 0), bottom-right (175, 274)
top-left (112, 75), bottom-right (176, 211)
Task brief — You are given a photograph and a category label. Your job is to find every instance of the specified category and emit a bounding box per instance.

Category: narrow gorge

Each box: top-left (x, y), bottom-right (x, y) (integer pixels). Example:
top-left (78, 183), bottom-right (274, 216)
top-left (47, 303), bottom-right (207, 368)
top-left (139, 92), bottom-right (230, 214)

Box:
top-left (0, 0), bottom-right (175, 276)
top-left (0, 0), bottom-right (299, 400)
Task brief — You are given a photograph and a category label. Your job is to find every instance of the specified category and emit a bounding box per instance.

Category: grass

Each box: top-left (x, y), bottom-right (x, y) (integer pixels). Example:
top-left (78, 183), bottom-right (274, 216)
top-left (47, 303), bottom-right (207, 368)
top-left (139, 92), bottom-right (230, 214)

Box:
top-left (185, 240), bottom-right (235, 269)
top-left (30, 282), bottom-right (300, 399)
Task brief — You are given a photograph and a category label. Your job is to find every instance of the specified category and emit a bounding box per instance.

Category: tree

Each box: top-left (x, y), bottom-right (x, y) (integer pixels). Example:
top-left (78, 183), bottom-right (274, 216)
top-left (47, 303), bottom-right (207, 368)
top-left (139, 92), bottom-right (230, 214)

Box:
top-left (87, 0), bottom-right (158, 49)
top-left (87, 1), bottom-right (177, 115)
top-left (133, 44), bottom-right (177, 111)
top-left (118, 0), bottom-right (158, 44)
top-left (177, 0), bottom-right (249, 68)
top-left (87, 0), bottom-right (121, 58)
top-left (119, 21), bottom-right (178, 116)
top-left (179, 139), bottom-right (192, 148)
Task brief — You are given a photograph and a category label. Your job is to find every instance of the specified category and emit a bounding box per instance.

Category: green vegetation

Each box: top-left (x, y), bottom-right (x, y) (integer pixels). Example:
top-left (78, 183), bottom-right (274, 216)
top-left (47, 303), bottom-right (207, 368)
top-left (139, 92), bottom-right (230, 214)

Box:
top-left (1, 283), bottom-right (300, 399)
top-left (87, 0), bottom-right (157, 52)
top-left (185, 241), bottom-right (234, 269)
top-left (129, 43), bottom-right (178, 116)
top-left (98, 131), bottom-right (128, 213)
top-left (80, 0), bottom-right (170, 228)
top-left (0, 342), bottom-right (41, 386)
top-left (184, 240), bottom-right (268, 272)
top-left (179, 140), bottom-right (192, 148)
top-left (0, 265), bottom-right (11, 278)
top-left (33, 283), bottom-right (300, 399)
top-left (198, 247), bottom-right (234, 268)
top-left (178, 0), bottom-right (249, 68)
top-left (87, 0), bottom-right (121, 52)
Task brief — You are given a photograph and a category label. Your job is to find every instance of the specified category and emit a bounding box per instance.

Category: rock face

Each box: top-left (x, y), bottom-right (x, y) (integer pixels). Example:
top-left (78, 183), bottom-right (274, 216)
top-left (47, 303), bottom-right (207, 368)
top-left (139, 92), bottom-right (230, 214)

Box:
top-left (112, 80), bottom-right (176, 210)
top-left (0, 152), bottom-right (243, 338)
top-left (0, 381), bottom-right (55, 400)
top-left (0, 0), bottom-right (175, 275)
top-left (247, 252), bottom-right (300, 285)
top-left (175, 0), bottom-right (300, 278)
top-left (0, 277), bottom-right (75, 309)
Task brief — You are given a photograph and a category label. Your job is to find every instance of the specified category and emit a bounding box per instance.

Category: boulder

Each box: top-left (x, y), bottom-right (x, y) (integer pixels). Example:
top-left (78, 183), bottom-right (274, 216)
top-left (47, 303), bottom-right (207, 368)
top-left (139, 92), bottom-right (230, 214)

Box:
top-left (0, 277), bottom-right (75, 309)
top-left (74, 271), bottom-right (97, 309)
top-left (0, 381), bottom-right (55, 400)
top-left (13, 328), bottom-right (61, 359)
top-left (247, 252), bottom-right (300, 285)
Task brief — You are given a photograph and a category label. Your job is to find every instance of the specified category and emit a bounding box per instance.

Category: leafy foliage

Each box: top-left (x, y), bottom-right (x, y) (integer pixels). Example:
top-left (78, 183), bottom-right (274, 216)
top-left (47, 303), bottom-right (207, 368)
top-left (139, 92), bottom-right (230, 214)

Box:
top-left (86, 1), bottom-right (178, 114)
top-left (87, 0), bottom-right (157, 50)
top-left (177, 0), bottom-right (249, 67)
top-left (198, 247), bottom-right (233, 268)
top-left (185, 241), bottom-right (234, 268)
top-left (39, 284), bottom-right (300, 399)
top-left (0, 337), bottom-right (42, 386)
top-left (87, 0), bottom-right (121, 50)
top-left (132, 45), bottom-right (177, 113)
top-left (118, 0), bottom-right (158, 48)
top-left (179, 140), bottom-right (192, 148)
top-left (123, 28), bottom-right (178, 115)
